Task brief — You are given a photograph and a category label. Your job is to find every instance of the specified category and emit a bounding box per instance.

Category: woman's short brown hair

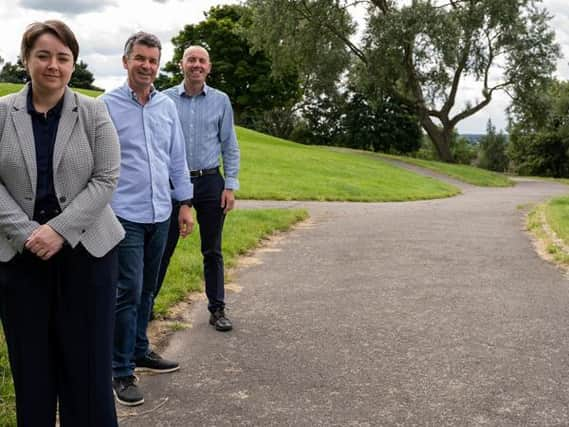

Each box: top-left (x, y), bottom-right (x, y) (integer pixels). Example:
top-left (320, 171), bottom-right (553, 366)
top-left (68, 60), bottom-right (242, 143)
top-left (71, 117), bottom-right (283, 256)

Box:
top-left (20, 20), bottom-right (79, 64)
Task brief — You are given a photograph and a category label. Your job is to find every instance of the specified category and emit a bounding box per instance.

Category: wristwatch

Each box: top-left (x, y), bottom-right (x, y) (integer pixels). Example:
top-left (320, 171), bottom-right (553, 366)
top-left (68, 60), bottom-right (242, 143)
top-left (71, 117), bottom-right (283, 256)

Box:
top-left (179, 199), bottom-right (193, 208)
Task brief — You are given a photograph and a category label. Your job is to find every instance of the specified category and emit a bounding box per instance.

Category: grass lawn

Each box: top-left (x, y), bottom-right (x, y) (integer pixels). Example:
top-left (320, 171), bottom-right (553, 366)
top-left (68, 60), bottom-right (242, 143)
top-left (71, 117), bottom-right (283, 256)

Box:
top-left (237, 127), bottom-right (459, 201)
top-left (0, 83), bottom-right (24, 97)
top-left (377, 153), bottom-right (513, 187)
top-left (544, 196), bottom-right (569, 245)
top-left (0, 208), bottom-right (307, 424)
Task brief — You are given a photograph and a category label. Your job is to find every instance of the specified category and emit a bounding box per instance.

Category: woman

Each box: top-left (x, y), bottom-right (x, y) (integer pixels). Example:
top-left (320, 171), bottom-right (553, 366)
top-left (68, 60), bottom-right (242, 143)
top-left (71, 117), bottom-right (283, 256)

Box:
top-left (0, 21), bottom-right (124, 426)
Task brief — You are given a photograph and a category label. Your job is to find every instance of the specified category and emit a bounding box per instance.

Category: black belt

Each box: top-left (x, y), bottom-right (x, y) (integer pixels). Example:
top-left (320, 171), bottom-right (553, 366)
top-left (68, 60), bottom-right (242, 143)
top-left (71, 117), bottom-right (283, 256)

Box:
top-left (190, 167), bottom-right (219, 177)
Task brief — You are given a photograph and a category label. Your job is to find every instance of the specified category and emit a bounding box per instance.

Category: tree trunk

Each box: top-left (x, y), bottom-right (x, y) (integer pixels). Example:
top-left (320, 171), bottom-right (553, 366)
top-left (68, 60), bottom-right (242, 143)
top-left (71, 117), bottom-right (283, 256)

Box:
top-left (419, 117), bottom-right (454, 162)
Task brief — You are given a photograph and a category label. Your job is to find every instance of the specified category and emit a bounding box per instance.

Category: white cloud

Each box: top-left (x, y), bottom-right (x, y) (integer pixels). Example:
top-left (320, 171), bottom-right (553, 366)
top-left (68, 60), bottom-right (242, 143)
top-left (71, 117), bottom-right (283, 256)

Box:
top-left (19, 0), bottom-right (116, 14)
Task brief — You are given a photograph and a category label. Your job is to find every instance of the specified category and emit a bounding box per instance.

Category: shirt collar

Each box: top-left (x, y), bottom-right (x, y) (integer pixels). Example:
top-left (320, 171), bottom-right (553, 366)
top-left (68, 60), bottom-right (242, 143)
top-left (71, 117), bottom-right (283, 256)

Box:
top-left (26, 85), bottom-right (64, 118)
top-left (123, 81), bottom-right (157, 104)
top-left (178, 82), bottom-right (208, 97)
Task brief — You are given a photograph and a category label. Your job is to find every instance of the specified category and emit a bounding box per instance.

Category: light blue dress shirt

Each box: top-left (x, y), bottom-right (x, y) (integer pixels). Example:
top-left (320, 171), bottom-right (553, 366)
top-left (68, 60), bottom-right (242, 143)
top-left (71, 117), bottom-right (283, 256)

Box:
top-left (163, 83), bottom-right (240, 190)
top-left (102, 83), bottom-right (193, 224)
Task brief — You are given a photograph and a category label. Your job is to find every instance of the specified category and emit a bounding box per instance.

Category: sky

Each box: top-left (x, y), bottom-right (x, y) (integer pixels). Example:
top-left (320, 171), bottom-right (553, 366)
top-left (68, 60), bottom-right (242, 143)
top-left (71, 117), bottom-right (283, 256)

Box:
top-left (1, 0), bottom-right (568, 134)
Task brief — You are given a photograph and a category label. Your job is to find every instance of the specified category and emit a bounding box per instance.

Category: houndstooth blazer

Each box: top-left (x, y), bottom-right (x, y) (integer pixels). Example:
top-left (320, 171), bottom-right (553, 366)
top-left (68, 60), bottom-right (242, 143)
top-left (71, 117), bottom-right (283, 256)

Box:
top-left (0, 84), bottom-right (125, 261)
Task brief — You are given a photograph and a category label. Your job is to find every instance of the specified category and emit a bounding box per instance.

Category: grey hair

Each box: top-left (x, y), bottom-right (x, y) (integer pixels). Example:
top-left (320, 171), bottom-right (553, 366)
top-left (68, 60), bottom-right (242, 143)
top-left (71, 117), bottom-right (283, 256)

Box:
top-left (123, 31), bottom-right (162, 58)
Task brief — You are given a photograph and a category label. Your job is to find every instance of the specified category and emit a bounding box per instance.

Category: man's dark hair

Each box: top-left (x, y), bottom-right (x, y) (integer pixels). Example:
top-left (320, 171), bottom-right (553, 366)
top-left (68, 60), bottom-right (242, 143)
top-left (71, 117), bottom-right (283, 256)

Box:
top-left (123, 32), bottom-right (162, 58)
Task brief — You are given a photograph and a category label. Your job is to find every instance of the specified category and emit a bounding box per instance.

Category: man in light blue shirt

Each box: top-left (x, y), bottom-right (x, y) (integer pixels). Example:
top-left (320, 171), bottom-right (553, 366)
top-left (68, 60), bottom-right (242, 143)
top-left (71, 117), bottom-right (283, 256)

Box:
top-left (157, 45), bottom-right (240, 332)
top-left (102, 32), bottom-right (194, 407)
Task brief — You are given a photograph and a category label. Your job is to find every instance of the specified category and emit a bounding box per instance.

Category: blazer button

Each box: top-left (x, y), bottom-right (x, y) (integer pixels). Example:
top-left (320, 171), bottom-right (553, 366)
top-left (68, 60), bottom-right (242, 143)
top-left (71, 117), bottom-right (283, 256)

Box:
top-left (59, 196), bottom-right (67, 203)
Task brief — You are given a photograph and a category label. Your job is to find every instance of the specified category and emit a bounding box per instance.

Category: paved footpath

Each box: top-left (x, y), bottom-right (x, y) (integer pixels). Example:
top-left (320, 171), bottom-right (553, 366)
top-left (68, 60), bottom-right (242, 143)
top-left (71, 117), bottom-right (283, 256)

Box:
top-left (120, 173), bottom-right (569, 426)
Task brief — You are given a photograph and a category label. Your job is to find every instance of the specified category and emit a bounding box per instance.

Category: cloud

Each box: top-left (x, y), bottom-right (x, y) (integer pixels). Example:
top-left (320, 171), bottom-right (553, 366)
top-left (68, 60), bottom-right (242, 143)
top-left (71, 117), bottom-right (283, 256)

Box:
top-left (19, 0), bottom-right (115, 14)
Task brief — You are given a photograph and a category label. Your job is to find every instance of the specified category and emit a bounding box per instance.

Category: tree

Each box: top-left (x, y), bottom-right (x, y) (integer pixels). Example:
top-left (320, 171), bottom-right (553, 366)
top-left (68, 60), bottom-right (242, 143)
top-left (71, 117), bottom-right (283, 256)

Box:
top-left (508, 80), bottom-right (569, 177)
top-left (160, 5), bottom-right (300, 127)
top-left (246, 0), bottom-right (560, 162)
top-left (69, 60), bottom-right (99, 90)
top-left (338, 86), bottom-right (421, 154)
top-left (0, 58), bottom-right (27, 83)
top-left (478, 119), bottom-right (508, 172)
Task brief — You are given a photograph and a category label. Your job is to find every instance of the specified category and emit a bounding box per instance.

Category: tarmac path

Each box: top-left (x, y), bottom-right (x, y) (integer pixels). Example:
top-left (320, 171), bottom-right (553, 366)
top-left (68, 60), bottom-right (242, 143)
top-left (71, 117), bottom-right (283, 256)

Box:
top-left (120, 170), bottom-right (569, 426)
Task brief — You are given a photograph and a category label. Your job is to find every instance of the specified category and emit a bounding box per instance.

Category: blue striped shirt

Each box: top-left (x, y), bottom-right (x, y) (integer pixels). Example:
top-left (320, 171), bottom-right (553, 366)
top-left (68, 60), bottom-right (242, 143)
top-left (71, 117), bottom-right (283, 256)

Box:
top-left (163, 83), bottom-right (240, 190)
top-left (101, 83), bottom-right (193, 223)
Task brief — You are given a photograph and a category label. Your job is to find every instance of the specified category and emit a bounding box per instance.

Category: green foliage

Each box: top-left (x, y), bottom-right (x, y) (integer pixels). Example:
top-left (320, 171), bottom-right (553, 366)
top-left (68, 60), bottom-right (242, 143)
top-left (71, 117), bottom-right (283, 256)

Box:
top-left (291, 85), bottom-right (422, 155)
top-left (246, 0), bottom-right (560, 162)
top-left (509, 80), bottom-right (569, 177)
top-left (0, 58), bottom-right (26, 84)
top-left (69, 60), bottom-right (102, 90)
top-left (160, 5), bottom-right (300, 128)
top-left (478, 120), bottom-right (508, 172)
top-left (0, 58), bottom-right (101, 90)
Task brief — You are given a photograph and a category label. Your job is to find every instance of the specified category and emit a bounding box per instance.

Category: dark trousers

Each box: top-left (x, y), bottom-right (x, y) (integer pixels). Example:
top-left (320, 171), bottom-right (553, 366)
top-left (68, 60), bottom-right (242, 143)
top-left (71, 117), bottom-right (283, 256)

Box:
top-left (113, 218), bottom-right (170, 378)
top-left (0, 245), bottom-right (118, 427)
top-left (156, 172), bottom-right (226, 312)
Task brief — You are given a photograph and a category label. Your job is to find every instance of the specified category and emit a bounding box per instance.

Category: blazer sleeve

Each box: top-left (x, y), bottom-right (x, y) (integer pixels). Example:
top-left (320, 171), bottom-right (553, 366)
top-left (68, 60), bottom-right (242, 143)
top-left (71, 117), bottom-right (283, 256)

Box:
top-left (47, 99), bottom-right (121, 248)
top-left (0, 97), bottom-right (41, 252)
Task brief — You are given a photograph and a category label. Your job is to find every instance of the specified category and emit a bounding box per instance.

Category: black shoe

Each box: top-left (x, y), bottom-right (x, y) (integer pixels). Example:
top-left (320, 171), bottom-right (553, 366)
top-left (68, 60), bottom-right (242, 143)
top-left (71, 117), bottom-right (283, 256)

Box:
top-left (209, 309), bottom-right (233, 332)
top-left (135, 350), bottom-right (180, 373)
top-left (113, 375), bottom-right (144, 407)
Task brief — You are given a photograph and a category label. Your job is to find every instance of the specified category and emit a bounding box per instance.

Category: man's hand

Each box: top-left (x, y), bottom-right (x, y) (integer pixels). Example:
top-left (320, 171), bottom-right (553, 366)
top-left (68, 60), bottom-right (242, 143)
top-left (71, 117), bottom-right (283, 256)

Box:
top-left (25, 224), bottom-right (65, 261)
top-left (178, 205), bottom-right (195, 238)
top-left (221, 189), bottom-right (236, 214)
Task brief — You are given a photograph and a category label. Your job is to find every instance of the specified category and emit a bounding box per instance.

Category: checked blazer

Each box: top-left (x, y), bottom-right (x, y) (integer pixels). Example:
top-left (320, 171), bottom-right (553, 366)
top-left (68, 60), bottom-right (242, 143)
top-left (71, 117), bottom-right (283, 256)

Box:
top-left (0, 84), bottom-right (125, 262)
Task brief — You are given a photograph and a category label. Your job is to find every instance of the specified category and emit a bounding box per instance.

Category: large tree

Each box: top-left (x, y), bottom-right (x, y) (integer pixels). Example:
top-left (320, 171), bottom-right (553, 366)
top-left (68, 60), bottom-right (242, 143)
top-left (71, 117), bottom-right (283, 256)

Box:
top-left (246, 0), bottom-right (560, 162)
top-left (160, 4), bottom-right (300, 126)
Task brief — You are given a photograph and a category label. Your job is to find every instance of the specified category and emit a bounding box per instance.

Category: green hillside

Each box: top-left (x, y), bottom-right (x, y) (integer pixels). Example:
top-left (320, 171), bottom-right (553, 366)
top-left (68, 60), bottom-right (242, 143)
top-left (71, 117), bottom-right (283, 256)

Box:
top-left (236, 127), bottom-right (459, 201)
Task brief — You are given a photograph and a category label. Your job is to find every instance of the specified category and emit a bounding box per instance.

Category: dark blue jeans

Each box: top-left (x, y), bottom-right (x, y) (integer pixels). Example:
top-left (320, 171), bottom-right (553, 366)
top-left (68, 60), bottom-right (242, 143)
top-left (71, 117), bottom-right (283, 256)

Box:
top-left (113, 217), bottom-right (169, 378)
top-left (156, 173), bottom-right (226, 313)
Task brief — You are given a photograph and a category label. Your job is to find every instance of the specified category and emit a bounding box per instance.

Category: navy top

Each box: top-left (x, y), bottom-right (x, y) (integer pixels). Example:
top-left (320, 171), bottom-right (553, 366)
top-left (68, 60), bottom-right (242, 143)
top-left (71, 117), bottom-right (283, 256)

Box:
top-left (27, 88), bottom-right (63, 223)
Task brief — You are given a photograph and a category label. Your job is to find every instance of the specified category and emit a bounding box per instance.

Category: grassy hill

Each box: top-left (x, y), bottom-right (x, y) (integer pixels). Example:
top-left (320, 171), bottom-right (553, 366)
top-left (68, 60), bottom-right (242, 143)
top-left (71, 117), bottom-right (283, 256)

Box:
top-left (0, 81), bottom-right (515, 197)
top-left (0, 82), bottom-right (103, 98)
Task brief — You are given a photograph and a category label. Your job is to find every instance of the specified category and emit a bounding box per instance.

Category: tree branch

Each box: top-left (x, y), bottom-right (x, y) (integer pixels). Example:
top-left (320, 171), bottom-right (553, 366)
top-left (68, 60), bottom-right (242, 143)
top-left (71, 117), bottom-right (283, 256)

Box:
top-left (369, 0), bottom-right (389, 14)
top-left (296, 0), bottom-right (368, 63)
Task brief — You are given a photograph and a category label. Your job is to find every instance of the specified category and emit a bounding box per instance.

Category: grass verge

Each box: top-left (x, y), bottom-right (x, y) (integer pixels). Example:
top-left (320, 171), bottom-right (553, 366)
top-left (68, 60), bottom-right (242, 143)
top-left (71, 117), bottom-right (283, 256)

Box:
top-left (378, 153), bottom-right (513, 187)
top-left (527, 197), bottom-right (569, 266)
top-left (0, 208), bottom-right (308, 424)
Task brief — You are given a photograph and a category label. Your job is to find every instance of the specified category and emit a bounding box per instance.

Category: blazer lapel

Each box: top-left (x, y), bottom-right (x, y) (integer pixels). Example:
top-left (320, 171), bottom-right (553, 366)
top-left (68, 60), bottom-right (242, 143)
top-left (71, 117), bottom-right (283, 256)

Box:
top-left (53, 88), bottom-right (78, 172)
top-left (11, 85), bottom-right (37, 194)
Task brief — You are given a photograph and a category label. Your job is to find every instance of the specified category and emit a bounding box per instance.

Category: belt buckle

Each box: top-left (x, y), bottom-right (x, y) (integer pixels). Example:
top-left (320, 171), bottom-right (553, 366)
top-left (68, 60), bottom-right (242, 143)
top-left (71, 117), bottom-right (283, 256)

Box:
top-left (199, 169), bottom-right (204, 176)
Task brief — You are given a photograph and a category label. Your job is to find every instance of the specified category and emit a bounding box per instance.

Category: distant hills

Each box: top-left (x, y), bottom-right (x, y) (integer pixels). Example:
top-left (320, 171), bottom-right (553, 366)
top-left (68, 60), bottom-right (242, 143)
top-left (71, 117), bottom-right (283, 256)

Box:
top-left (460, 134), bottom-right (485, 144)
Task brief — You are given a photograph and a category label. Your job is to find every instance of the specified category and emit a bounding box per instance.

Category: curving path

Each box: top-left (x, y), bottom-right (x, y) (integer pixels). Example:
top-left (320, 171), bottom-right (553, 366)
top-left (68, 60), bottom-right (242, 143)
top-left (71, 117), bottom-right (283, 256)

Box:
top-left (120, 170), bottom-right (569, 426)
